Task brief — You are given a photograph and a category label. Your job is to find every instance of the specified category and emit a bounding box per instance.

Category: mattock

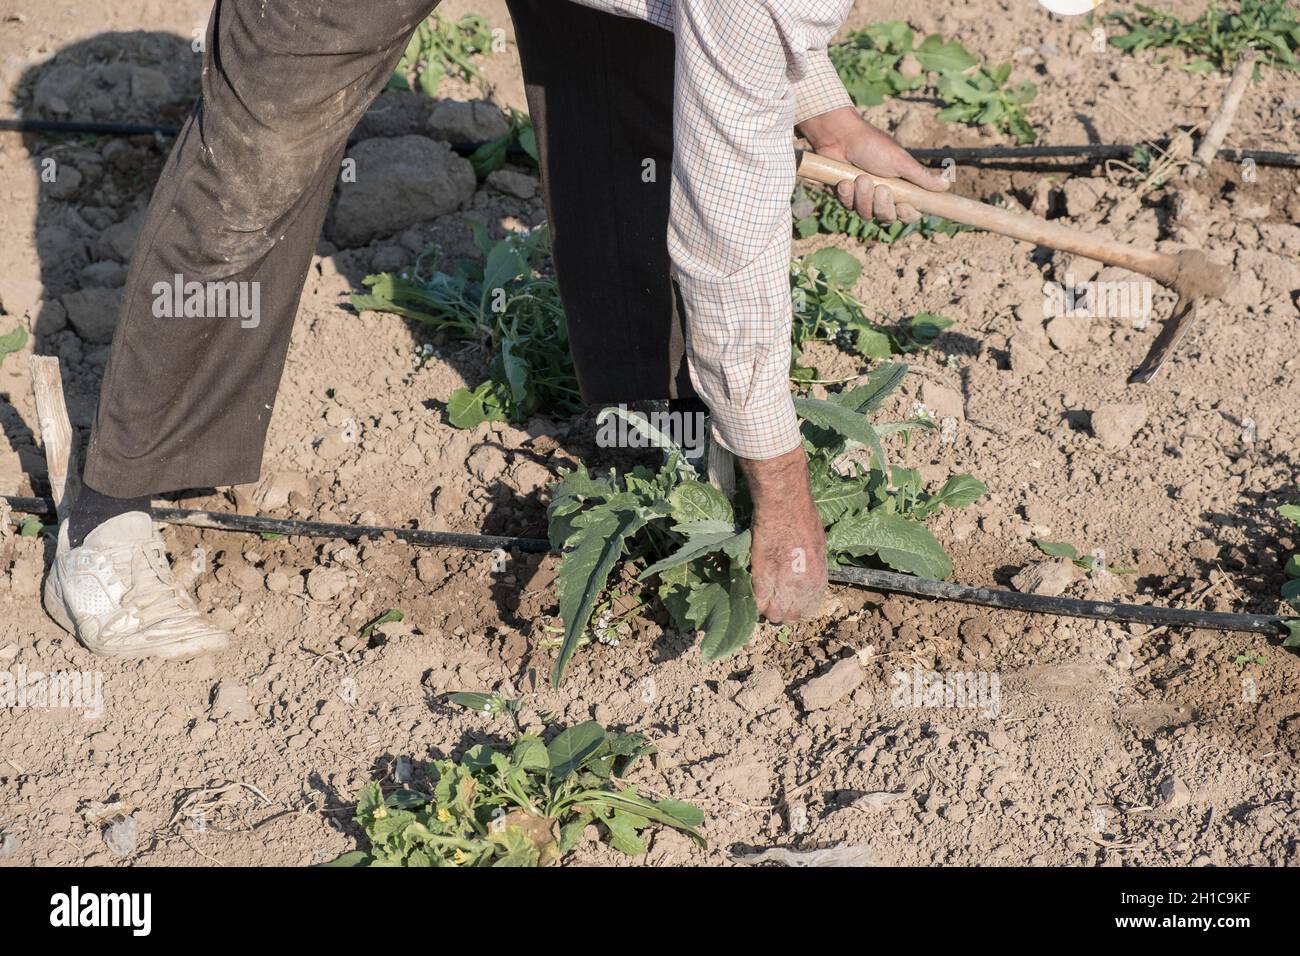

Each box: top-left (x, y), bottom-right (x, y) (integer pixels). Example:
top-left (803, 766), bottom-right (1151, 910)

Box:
top-left (796, 150), bottom-right (1231, 384)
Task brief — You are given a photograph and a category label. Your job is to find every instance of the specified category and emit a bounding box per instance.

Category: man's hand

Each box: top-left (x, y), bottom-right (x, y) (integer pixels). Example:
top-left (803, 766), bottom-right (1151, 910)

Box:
top-left (797, 106), bottom-right (949, 224)
top-left (739, 447), bottom-right (827, 623)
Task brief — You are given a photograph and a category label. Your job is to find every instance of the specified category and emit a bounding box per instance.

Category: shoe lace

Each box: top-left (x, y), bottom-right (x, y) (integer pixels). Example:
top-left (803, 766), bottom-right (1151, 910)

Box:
top-left (101, 540), bottom-right (196, 633)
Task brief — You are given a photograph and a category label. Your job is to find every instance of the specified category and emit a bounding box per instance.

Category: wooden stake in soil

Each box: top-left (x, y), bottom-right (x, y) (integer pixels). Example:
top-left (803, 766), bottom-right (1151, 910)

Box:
top-left (1185, 51), bottom-right (1258, 181)
top-left (27, 355), bottom-right (81, 524)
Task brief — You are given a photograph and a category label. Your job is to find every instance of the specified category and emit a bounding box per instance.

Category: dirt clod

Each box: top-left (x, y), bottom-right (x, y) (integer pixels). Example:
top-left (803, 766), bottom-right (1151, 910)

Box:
top-left (796, 657), bottom-right (865, 711)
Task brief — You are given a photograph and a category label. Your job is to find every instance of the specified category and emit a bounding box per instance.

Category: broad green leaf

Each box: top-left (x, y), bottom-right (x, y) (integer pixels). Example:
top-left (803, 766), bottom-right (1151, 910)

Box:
top-left (446, 381), bottom-right (509, 429)
top-left (603, 810), bottom-right (648, 855)
top-left (482, 238), bottom-right (528, 295)
top-left (914, 34), bottom-right (979, 74)
top-left (907, 312), bottom-right (954, 347)
top-left (0, 325), bottom-right (27, 363)
top-left (653, 798), bottom-right (706, 828)
top-left (319, 850), bottom-right (372, 867)
top-left (447, 691), bottom-right (506, 715)
top-left (1284, 619), bottom-right (1300, 649)
top-left (639, 528), bottom-right (751, 581)
top-left (558, 814), bottom-right (591, 853)
top-left (1280, 504), bottom-right (1300, 524)
top-left (500, 336), bottom-right (529, 403)
top-left (469, 135), bottom-right (509, 177)
top-left (1032, 539), bottom-right (1080, 561)
top-left (827, 510), bottom-right (953, 579)
top-left (577, 790), bottom-right (707, 847)
top-left (804, 247), bottom-right (862, 287)
top-left (832, 362), bottom-right (908, 414)
top-left (553, 507), bottom-right (644, 684)
top-left (687, 564), bottom-right (759, 661)
top-left (812, 477), bottom-right (873, 525)
top-left (547, 721), bottom-right (607, 780)
top-left (668, 480), bottom-right (733, 524)
top-left (854, 327), bottom-right (895, 359)
top-left (511, 734), bottom-right (550, 771)
top-left (926, 474), bottom-right (987, 510)
top-left (795, 396), bottom-right (887, 469)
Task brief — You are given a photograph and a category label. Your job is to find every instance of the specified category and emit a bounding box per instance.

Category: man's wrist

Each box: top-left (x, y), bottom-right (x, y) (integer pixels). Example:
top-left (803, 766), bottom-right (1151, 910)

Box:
top-left (797, 106), bottom-right (866, 155)
top-left (738, 446), bottom-right (813, 512)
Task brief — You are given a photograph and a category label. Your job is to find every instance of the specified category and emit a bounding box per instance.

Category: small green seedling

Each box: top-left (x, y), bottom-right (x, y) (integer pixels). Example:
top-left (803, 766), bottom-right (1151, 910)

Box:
top-left (830, 24), bottom-right (1038, 142)
top-left (789, 249), bottom-right (955, 380)
top-left (389, 13), bottom-right (495, 97)
top-left (1032, 539), bottom-right (1135, 574)
top-left (353, 224), bottom-right (582, 428)
top-left (446, 690), bottom-right (520, 718)
top-left (360, 609), bottom-right (405, 640)
top-left (19, 518), bottom-right (46, 538)
top-left (793, 185), bottom-right (969, 244)
top-left (1234, 653), bottom-right (1267, 666)
top-left (324, 721), bottom-right (704, 867)
top-left (1104, 0), bottom-right (1299, 74)
top-left (828, 20), bottom-right (923, 106)
top-left (936, 63), bottom-right (1038, 145)
top-left (469, 110), bottom-right (538, 178)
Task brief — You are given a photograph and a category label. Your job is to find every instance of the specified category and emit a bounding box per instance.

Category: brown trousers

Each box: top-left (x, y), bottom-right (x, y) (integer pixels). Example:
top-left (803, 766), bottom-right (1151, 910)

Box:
top-left (84, 0), bottom-right (690, 498)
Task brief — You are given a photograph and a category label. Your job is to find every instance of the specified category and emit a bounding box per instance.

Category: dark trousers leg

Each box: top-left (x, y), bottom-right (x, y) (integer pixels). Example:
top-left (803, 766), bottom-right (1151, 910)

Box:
top-left (84, 0), bottom-right (439, 497)
top-left (506, 0), bottom-right (693, 405)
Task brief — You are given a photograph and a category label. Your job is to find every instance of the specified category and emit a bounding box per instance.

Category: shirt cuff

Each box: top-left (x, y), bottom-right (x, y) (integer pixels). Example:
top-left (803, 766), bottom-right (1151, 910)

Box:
top-left (675, 235), bottom-right (803, 462)
top-left (792, 48), bottom-right (854, 126)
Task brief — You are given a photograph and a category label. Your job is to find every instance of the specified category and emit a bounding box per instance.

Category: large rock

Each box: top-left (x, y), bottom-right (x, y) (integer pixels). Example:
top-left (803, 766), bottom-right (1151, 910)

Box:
top-left (428, 100), bottom-right (510, 143)
top-left (1090, 402), bottom-right (1148, 450)
top-left (61, 287), bottom-right (122, 344)
top-left (96, 211), bottom-right (145, 263)
top-left (327, 136), bottom-right (475, 247)
top-left (354, 90), bottom-right (434, 139)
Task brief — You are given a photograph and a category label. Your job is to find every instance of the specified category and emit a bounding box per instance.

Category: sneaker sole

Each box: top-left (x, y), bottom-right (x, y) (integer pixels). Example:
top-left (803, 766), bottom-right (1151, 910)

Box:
top-left (43, 569), bottom-right (231, 660)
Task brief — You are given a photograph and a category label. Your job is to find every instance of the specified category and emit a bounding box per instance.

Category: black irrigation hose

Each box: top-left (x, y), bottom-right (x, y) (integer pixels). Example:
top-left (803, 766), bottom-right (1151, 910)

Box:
top-left (3, 118), bottom-right (1298, 168)
top-left (4, 494), bottom-right (1291, 638)
top-left (827, 566), bottom-right (1288, 636)
top-left (2, 495), bottom-right (550, 555)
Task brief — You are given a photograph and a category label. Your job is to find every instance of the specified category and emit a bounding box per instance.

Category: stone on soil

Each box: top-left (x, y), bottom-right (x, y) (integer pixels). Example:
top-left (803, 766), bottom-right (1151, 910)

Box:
top-left (61, 287), bottom-right (122, 344)
top-left (796, 658), bottom-right (864, 711)
top-left (735, 668), bottom-right (784, 712)
top-left (486, 169), bottom-right (537, 200)
top-left (1010, 559), bottom-right (1080, 597)
top-left (919, 380), bottom-right (964, 420)
top-left (427, 99), bottom-right (510, 143)
top-left (326, 136), bottom-right (474, 247)
top-left (306, 566), bottom-right (350, 602)
top-left (1090, 402), bottom-right (1147, 450)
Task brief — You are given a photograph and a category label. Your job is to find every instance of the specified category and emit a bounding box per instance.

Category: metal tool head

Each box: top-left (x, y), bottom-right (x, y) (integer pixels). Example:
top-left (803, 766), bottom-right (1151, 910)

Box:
top-left (1128, 296), bottom-right (1199, 384)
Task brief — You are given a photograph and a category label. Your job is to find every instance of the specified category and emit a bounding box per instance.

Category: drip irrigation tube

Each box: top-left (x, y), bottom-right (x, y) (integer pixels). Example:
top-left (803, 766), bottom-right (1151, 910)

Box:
top-left (3, 494), bottom-right (1290, 638)
top-left (3, 118), bottom-right (1298, 168)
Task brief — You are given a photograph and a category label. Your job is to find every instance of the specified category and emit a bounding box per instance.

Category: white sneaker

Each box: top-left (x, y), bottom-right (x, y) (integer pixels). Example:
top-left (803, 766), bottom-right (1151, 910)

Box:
top-left (43, 512), bottom-right (231, 659)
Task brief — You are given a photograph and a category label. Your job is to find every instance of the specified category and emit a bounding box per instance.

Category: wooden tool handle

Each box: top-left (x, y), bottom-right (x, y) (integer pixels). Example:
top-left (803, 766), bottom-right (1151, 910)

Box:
top-left (796, 151), bottom-right (1178, 286)
top-left (29, 355), bottom-right (81, 524)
